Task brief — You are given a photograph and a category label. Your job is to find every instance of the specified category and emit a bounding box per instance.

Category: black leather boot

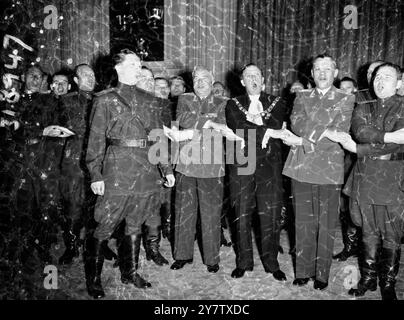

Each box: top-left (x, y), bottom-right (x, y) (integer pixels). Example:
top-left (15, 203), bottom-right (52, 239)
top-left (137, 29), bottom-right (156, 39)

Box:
top-left (118, 235), bottom-right (152, 288)
top-left (161, 203), bottom-right (172, 241)
top-left (145, 226), bottom-right (169, 266)
top-left (348, 239), bottom-right (379, 297)
top-left (379, 247), bottom-right (400, 301)
top-left (83, 237), bottom-right (105, 299)
top-left (59, 230), bottom-right (79, 265)
top-left (333, 211), bottom-right (359, 261)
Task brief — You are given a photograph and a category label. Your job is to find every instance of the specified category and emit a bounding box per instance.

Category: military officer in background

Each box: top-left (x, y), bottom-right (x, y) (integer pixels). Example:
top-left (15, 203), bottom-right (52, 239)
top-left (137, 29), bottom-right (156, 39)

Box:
top-left (57, 64), bottom-right (96, 265)
top-left (16, 65), bottom-right (63, 264)
top-left (135, 66), bottom-right (171, 266)
top-left (333, 61), bottom-right (384, 262)
top-left (84, 50), bottom-right (174, 299)
top-left (282, 54), bottom-right (355, 290)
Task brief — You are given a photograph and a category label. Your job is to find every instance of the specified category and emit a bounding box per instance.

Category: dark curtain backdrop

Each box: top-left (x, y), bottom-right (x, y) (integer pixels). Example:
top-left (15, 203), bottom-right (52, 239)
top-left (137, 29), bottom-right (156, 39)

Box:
top-left (234, 0), bottom-right (404, 94)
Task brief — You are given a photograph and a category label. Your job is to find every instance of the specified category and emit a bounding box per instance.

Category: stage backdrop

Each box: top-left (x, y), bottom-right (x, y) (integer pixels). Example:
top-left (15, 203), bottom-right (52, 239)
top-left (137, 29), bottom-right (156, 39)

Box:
top-left (234, 0), bottom-right (404, 94)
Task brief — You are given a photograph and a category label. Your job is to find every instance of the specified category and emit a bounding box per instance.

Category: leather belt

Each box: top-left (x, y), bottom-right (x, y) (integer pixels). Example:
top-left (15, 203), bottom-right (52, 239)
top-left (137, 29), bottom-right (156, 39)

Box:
top-left (368, 153), bottom-right (404, 161)
top-left (108, 138), bottom-right (152, 148)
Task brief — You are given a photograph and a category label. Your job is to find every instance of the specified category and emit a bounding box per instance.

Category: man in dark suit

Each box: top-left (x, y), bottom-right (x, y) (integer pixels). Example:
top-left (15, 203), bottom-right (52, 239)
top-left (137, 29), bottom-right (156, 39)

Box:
top-left (225, 63), bottom-right (287, 281)
top-left (282, 54), bottom-right (355, 290)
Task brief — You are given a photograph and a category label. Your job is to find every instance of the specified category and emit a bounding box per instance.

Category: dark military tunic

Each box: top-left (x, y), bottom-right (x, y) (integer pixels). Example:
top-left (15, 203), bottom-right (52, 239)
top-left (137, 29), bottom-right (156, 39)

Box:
top-left (344, 94), bottom-right (404, 249)
top-left (283, 87), bottom-right (355, 282)
top-left (86, 83), bottom-right (172, 240)
top-left (58, 90), bottom-right (94, 234)
top-left (16, 92), bottom-right (63, 254)
top-left (174, 92), bottom-right (227, 266)
top-left (226, 91), bottom-right (285, 272)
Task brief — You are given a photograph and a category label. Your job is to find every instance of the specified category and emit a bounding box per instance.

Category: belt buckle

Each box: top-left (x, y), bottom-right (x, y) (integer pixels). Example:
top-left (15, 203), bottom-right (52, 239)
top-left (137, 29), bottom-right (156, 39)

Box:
top-left (139, 139), bottom-right (147, 148)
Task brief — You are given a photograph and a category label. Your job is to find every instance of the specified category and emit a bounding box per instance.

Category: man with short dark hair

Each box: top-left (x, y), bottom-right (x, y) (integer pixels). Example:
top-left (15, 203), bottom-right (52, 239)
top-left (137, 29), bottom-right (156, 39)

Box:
top-left (154, 77), bottom-right (170, 99)
top-left (339, 77), bottom-right (358, 95)
top-left (57, 63), bottom-right (96, 265)
top-left (51, 70), bottom-right (72, 97)
top-left (330, 62), bottom-right (404, 300)
top-left (282, 54), bottom-right (355, 290)
top-left (85, 50), bottom-right (174, 298)
top-left (15, 65), bottom-right (63, 264)
top-left (169, 75), bottom-right (186, 98)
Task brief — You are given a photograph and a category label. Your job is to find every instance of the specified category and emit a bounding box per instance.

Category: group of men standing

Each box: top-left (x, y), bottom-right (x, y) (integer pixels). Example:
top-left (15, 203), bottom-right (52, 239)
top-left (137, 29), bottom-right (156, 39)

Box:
top-left (1, 48), bottom-right (403, 300)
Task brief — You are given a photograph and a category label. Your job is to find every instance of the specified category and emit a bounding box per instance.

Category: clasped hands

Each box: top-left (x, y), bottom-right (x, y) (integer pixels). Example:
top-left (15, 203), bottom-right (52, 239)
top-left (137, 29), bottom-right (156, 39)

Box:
top-left (262, 123), bottom-right (302, 148)
top-left (262, 125), bottom-right (358, 153)
top-left (163, 120), bottom-right (245, 149)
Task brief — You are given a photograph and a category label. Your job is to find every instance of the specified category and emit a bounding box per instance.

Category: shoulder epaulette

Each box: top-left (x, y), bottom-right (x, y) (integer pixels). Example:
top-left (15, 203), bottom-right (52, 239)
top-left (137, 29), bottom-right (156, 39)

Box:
top-left (94, 87), bottom-right (116, 97)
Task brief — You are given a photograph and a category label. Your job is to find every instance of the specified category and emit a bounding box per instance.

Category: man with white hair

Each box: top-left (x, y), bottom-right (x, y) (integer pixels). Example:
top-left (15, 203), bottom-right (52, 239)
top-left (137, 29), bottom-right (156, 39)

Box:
top-left (170, 66), bottom-right (227, 273)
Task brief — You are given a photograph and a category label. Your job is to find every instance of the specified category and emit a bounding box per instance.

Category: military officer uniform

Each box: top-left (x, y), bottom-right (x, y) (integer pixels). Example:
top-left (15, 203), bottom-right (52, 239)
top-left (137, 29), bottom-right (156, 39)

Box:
top-left (57, 90), bottom-right (95, 264)
top-left (226, 91), bottom-right (286, 276)
top-left (283, 86), bottom-right (355, 284)
top-left (335, 88), bottom-right (377, 261)
top-left (344, 94), bottom-right (404, 299)
top-left (172, 92), bottom-right (227, 270)
top-left (140, 91), bottom-right (173, 265)
top-left (85, 82), bottom-right (171, 296)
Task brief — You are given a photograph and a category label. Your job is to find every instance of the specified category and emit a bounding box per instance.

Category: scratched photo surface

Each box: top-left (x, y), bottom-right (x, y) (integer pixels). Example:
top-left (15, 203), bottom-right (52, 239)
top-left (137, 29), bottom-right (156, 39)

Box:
top-left (0, 0), bottom-right (403, 301)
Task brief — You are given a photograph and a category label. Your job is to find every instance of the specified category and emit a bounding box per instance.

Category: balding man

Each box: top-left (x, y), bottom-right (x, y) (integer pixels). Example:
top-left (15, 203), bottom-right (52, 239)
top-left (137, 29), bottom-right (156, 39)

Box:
top-left (170, 66), bottom-right (227, 273)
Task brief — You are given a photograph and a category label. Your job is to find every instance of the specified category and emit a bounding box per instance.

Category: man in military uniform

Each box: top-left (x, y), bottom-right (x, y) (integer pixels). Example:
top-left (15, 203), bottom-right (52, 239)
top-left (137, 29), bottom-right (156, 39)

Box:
top-left (226, 63), bottom-right (287, 281)
top-left (57, 64), bottom-right (96, 265)
top-left (15, 65), bottom-right (63, 264)
top-left (333, 62), bottom-right (383, 262)
top-left (169, 75), bottom-right (186, 120)
top-left (330, 63), bottom-right (404, 300)
top-left (170, 66), bottom-right (227, 273)
top-left (282, 54), bottom-right (355, 290)
top-left (85, 50), bottom-right (174, 299)
top-left (135, 66), bottom-right (171, 266)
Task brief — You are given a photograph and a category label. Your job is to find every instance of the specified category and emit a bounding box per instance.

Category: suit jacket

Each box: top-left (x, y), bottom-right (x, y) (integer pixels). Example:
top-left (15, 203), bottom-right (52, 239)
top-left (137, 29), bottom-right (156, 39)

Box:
top-left (343, 94), bottom-right (404, 205)
top-left (225, 91), bottom-right (285, 179)
top-left (282, 86), bottom-right (355, 185)
top-left (175, 92), bottom-right (227, 178)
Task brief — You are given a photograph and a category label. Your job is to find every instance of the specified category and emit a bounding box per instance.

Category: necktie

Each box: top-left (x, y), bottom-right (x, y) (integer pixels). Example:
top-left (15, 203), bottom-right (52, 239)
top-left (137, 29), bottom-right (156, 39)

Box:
top-left (247, 97), bottom-right (263, 125)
